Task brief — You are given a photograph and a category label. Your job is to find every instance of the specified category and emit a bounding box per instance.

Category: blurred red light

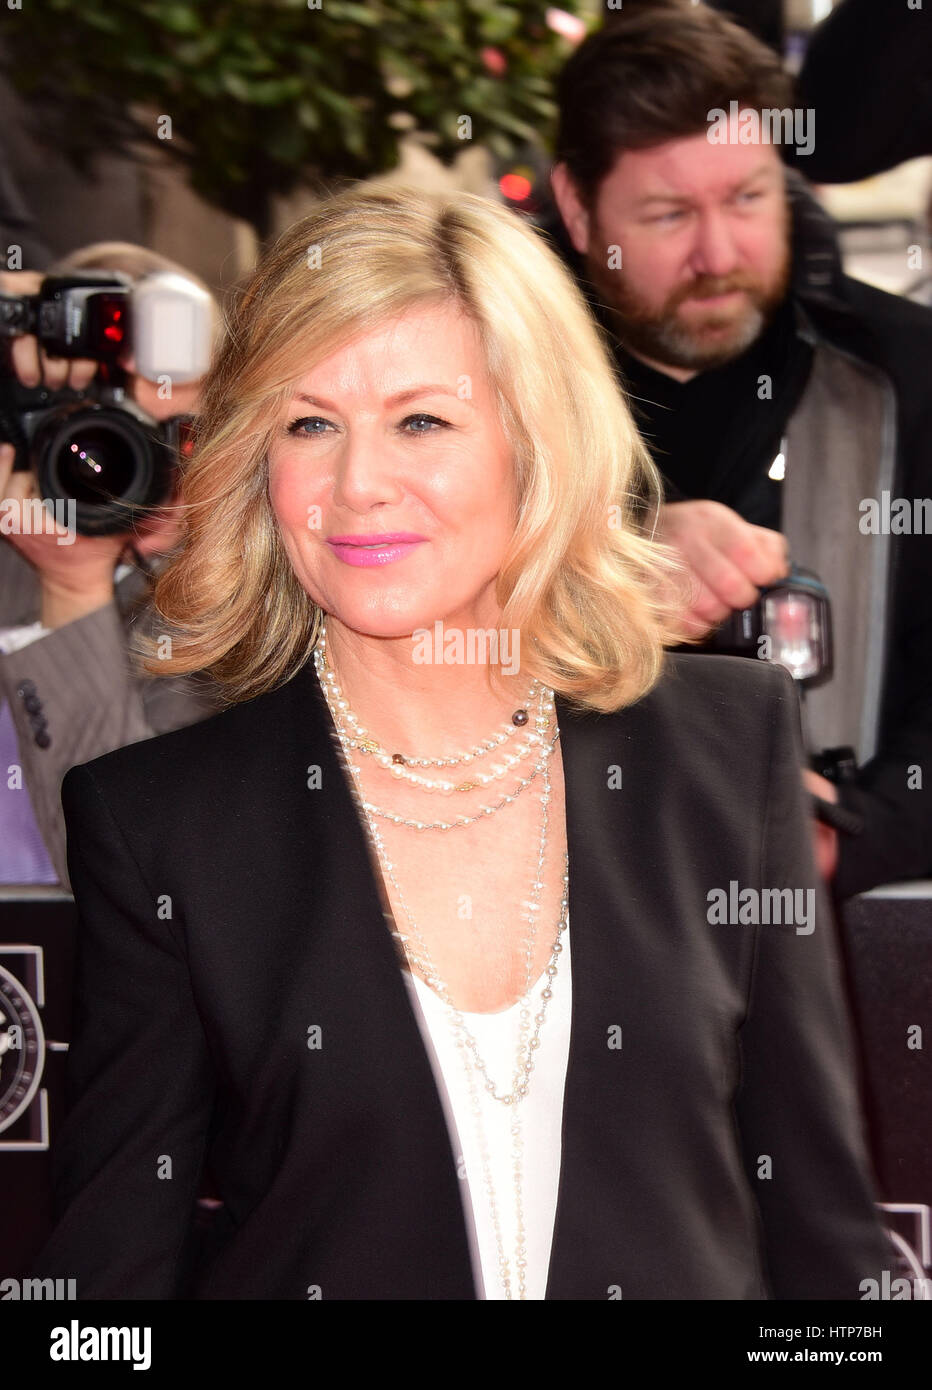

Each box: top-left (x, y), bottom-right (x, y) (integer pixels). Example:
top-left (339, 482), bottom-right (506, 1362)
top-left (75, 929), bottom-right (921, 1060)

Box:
top-left (102, 303), bottom-right (125, 343)
top-left (499, 173), bottom-right (532, 203)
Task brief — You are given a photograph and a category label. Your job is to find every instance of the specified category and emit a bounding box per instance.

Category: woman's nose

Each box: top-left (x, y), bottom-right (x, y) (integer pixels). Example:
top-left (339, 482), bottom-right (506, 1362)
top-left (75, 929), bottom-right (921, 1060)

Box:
top-left (331, 431), bottom-right (405, 509)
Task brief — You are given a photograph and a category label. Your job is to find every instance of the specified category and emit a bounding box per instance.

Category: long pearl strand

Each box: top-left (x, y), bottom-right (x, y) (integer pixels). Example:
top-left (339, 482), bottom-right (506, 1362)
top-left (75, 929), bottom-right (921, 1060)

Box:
top-left (314, 620), bottom-right (569, 1299)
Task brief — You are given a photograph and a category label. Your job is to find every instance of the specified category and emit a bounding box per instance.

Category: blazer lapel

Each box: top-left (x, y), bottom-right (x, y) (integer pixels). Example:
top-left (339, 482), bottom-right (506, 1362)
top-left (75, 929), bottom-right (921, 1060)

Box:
top-left (545, 693), bottom-right (618, 1299)
top-left (250, 659), bottom-right (478, 1297)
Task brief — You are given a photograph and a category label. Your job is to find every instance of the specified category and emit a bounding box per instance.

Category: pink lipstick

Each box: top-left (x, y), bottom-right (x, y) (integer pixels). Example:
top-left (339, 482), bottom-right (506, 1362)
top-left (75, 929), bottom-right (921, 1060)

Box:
top-left (326, 533), bottom-right (426, 567)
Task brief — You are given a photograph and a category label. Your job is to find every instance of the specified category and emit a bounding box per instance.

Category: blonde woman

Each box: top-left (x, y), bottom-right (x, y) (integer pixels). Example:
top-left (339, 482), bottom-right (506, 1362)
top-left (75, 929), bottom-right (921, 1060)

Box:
top-left (33, 187), bottom-right (889, 1300)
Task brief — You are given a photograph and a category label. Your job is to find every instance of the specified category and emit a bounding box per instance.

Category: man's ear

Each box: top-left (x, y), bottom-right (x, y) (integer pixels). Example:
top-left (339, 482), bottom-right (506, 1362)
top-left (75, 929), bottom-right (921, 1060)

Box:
top-left (550, 163), bottom-right (592, 257)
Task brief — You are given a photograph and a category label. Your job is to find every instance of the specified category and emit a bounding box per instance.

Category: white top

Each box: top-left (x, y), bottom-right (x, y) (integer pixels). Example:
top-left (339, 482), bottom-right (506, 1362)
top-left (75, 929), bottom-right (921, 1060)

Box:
top-left (403, 917), bottom-right (572, 1300)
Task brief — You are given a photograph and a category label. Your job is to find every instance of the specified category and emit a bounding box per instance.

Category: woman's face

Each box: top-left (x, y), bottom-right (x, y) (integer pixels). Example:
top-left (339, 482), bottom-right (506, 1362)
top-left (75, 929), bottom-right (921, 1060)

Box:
top-left (267, 300), bottom-right (518, 639)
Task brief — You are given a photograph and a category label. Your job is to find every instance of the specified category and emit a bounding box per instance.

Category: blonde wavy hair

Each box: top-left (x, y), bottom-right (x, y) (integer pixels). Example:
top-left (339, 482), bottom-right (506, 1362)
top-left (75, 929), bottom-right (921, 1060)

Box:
top-left (141, 184), bottom-right (693, 712)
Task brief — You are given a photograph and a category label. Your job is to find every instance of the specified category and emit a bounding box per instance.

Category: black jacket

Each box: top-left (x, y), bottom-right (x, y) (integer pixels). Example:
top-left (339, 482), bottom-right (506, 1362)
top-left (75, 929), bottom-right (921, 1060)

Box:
top-left (535, 178), bottom-right (932, 900)
top-left (31, 652), bottom-right (890, 1298)
top-left (791, 0), bottom-right (932, 183)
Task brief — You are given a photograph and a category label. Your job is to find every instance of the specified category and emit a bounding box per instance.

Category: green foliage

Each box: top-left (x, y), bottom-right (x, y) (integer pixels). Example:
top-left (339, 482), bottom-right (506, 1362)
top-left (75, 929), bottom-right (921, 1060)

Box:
top-left (0, 0), bottom-right (582, 236)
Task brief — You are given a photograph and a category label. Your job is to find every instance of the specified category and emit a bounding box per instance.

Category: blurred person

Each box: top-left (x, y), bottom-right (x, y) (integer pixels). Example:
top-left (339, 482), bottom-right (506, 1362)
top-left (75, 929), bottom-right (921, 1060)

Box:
top-left (30, 186), bottom-right (891, 1299)
top-left (546, 2), bottom-right (932, 900)
top-left (790, 0), bottom-right (932, 184)
top-left (0, 154), bottom-right (52, 269)
top-left (614, 0), bottom-right (785, 53)
top-left (0, 244), bottom-right (220, 887)
top-left (705, 0), bottom-right (782, 53)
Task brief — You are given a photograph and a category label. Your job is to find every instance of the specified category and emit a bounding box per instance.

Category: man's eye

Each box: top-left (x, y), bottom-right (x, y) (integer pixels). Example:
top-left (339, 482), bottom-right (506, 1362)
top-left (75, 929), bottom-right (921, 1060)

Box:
top-left (646, 211), bottom-right (684, 226)
top-left (400, 413), bottom-right (449, 434)
top-left (286, 416), bottom-right (333, 437)
top-left (735, 190), bottom-right (764, 205)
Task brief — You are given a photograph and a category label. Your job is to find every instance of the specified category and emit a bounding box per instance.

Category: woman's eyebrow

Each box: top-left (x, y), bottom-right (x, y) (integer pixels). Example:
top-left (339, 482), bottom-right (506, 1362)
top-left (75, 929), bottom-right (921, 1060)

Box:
top-left (291, 384), bottom-right (470, 409)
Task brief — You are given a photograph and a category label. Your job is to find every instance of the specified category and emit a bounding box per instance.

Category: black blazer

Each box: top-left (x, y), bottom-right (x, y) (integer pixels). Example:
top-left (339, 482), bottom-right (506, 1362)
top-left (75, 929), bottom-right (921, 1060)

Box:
top-left (31, 652), bottom-right (890, 1299)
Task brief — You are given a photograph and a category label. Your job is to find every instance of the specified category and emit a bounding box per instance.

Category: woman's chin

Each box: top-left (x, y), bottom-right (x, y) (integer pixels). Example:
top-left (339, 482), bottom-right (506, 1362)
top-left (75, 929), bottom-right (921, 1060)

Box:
top-left (317, 585), bottom-right (504, 646)
top-left (320, 605), bottom-right (435, 645)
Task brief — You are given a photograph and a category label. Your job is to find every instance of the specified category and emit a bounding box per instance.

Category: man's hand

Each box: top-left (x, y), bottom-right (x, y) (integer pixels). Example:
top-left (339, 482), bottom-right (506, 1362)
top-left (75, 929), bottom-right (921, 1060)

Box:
top-left (656, 501), bottom-right (836, 877)
top-left (1, 449), bottom-right (185, 632)
top-left (0, 270), bottom-right (98, 391)
top-left (658, 499), bottom-right (791, 637)
top-left (1, 441), bottom-right (124, 625)
top-left (802, 767), bottom-right (841, 882)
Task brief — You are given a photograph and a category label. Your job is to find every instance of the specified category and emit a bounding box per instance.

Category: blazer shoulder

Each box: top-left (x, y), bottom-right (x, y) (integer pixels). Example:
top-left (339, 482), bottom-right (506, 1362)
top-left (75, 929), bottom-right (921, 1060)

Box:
top-left (609, 651), bottom-right (800, 759)
top-left (559, 651), bottom-right (799, 756)
top-left (63, 665), bottom-right (313, 801)
top-left (658, 650), bottom-right (797, 704)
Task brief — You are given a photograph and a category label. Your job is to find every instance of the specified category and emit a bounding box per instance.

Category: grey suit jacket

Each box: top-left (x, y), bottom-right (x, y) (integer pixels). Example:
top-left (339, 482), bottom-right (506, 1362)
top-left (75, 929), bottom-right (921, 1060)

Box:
top-left (0, 541), bottom-right (218, 887)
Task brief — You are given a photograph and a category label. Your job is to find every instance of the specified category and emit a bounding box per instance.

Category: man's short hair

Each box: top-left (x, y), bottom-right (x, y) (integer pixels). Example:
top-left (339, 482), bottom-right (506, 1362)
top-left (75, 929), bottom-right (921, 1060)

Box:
top-left (554, 1), bottom-right (795, 207)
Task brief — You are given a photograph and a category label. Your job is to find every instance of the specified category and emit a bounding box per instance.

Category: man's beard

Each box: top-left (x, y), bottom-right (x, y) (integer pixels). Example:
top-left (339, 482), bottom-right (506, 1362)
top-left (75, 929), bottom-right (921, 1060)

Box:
top-left (584, 238), bottom-right (792, 372)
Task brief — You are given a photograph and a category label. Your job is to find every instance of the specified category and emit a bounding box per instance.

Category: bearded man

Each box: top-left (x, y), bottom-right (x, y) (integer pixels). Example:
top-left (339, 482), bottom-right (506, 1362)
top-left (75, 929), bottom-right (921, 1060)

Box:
top-left (544, 1), bottom-right (932, 902)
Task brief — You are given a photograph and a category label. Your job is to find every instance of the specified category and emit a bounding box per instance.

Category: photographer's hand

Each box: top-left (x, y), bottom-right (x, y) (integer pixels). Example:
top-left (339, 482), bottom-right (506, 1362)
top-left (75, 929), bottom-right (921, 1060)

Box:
top-left (658, 499), bottom-right (791, 637)
top-left (0, 441), bottom-right (120, 625)
top-left (1, 444), bottom-right (185, 627)
top-left (0, 270), bottom-right (98, 390)
top-left (802, 767), bottom-right (841, 882)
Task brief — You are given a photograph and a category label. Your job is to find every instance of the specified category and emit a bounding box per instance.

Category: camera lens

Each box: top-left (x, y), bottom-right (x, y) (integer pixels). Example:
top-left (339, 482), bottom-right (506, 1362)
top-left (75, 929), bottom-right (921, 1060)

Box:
top-left (56, 424), bottom-right (138, 504)
top-left (32, 404), bottom-right (174, 535)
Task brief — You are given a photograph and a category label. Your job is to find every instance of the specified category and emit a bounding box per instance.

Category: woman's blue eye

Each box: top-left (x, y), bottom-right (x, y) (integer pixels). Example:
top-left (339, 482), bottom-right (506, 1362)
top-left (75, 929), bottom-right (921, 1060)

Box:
top-left (285, 413), bottom-right (449, 438)
top-left (287, 417), bottom-right (332, 436)
top-left (401, 413), bottom-right (448, 434)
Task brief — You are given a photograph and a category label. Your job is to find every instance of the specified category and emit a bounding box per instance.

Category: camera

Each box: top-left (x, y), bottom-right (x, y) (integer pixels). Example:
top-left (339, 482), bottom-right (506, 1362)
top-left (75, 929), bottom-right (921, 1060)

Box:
top-left (706, 565), bottom-right (863, 834)
top-left (706, 564), bottom-right (833, 688)
top-left (0, 272), bottom-right (212, 536)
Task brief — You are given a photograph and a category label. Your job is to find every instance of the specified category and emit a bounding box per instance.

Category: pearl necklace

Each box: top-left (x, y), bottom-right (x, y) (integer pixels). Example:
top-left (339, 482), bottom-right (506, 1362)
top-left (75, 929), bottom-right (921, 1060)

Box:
top-left (363, 790), bottom-right (569, 1108)
top-left (317, 623), bottom-right (541, 771)
top-left (314, 622), bottom-right (558, 827)
top-left (314, 621), bottom-right (569, 1299)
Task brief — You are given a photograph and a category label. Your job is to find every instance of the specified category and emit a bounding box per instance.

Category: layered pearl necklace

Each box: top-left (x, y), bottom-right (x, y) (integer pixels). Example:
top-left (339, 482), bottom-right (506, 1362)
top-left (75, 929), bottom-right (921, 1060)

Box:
top-left (314, 618), bottom-right (569, 1299)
